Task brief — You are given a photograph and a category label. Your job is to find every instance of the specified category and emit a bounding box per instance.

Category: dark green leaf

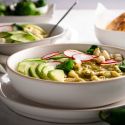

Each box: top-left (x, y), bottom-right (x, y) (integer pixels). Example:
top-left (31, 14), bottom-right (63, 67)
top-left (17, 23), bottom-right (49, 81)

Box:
top-left (0, 32), bottom-right (11, 38)
top-left (12, 24), bottom-right (23, 31)
top-left (86, 45), bottom-right (98, 55)
top-left (56, 59), bottom-right (74, 73)
top-left (119, 59), bottom-right (125, 72)
top-left (122, 59), bottom-right (125, 65)
top-left (99, 107), bottom-right (125, 125)
top-left (119, 65), bottom-right (125, 72)
top-left (35, 0), bottom-right (47, 8)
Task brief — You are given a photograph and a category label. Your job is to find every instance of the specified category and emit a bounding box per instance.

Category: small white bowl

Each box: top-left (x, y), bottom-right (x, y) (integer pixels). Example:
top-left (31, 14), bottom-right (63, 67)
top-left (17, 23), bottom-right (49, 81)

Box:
top-left (7, 43), bottom-right (125, 109)
top-left (95, 25), bottom-right (125, 49)
top-left (95, 9), bottom-right (125, 49)
top-left (0, 23), bottom-right (65, 55)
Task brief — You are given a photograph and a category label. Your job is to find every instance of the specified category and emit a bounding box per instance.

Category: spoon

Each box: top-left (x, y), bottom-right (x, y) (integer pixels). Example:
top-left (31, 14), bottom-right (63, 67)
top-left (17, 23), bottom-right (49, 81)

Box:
top-left (48, 0), bottom-right (78, 37)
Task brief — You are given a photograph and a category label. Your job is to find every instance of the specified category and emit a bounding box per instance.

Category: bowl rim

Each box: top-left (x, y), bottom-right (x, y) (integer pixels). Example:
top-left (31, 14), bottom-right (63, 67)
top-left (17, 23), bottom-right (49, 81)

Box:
top-left (95, 24), bottom-right (125, 34)
top-left (0, 23), bottom-right (65, 46)
top-left (7, 43), bottom-right (125, 85)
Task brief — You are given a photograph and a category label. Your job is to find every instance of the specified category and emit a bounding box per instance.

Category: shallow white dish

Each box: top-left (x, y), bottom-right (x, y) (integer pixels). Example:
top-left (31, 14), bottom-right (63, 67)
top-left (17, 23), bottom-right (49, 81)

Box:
top-left (0, 4), bottom-right (55, 23)
top-left (95, 3), bottom-right (125, 48)
top-left (7, 44), bottom-right (125, 108)
top-left (95, 22), bottom-right (125, 49)
top-left (0, 23), bottom-right (65, 55)
top-left (0, 74), bottom-right (125, 124)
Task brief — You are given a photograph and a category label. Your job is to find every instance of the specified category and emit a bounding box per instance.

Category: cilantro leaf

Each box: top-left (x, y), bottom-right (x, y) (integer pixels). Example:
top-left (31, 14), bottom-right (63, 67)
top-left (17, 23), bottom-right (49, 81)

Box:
top-left (86, 45), bottom-right (98, 55)
top-left (56, 59), bottom-right (74, 73)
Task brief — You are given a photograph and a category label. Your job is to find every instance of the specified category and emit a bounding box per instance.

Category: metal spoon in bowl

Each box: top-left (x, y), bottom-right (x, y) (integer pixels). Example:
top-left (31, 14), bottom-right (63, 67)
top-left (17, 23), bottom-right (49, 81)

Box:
top-left (48, 0), bottom-right (78, 37)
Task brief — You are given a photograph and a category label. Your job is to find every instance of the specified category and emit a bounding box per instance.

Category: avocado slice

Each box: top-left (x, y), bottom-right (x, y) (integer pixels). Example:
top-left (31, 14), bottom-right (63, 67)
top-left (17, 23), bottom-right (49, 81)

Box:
top-left (23, 58), bottom-right (47, 63)
top-left (36, 63), bottom-right (46, 78)
top-left (17, 61), bottom-right (31, 76)
top-left (48, 69), bottom-right (65, 82)
top-left (41, 65), bottom-right (55, 79)
top-left (29, 63), bottom-right (40, 78)
top-left (17, 58), bottom-right (46, 77)
top-left (10, 33), bottom-right (37, 43)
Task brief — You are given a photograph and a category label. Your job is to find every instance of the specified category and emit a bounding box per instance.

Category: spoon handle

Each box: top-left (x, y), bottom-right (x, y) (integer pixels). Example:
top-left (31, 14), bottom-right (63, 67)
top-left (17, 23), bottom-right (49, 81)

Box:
top-left (48, 0), bottom-right (78, 37)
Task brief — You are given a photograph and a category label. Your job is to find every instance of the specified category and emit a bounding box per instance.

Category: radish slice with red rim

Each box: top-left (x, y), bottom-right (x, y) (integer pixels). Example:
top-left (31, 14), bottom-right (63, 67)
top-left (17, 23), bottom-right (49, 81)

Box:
top-left (101, 59), bottom-right (118, 64)
top-left (64, 50), bottom-right (82, 58)
top-left (73, 53), bottom-right (93, 62)
top-left (42, 52), bottom-right (60, 59)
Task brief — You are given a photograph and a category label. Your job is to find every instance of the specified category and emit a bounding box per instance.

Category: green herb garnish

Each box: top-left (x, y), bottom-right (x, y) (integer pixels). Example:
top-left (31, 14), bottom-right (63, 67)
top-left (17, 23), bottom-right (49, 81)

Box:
top-left (12, 23), bottom-right (23, 31)
top-left (99, 107), bottom-right (125, 125)
top-left (119, 59), bottom-right (125, 72)
top-left (56, 59), bottom-right (74, 73)
top-left (86, 45), bottom-right (98, 55)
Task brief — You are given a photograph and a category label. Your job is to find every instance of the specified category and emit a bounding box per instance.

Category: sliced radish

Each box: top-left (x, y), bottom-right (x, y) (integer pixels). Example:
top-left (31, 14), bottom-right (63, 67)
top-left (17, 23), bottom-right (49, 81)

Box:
top-left (101, 59), bottom-right (118, 64)
top-left (0, 25), bottom-right (13, 32)
top-left (64, 49), bottom-right (82, 58)
top-left (42, 52), bottom-right (60, 59)
top-left (73, 53), bottom-right (93, 62)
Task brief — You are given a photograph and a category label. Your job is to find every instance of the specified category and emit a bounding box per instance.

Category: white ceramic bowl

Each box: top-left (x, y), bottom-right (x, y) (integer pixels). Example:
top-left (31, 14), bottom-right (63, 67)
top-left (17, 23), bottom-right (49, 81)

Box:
top-left (95, 8), bottom-right (125, 48)
top-left (95, 25), bottom-right (125, 49)
top-left (7, 43), bottom-right (125, 109)
top-left (0, 23), bottom-right (65, 55)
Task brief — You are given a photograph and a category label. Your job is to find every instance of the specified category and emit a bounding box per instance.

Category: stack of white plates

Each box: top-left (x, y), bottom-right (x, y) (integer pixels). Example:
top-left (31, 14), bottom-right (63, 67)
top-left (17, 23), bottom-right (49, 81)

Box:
top-left (0, 74), bottom-right (125, 124)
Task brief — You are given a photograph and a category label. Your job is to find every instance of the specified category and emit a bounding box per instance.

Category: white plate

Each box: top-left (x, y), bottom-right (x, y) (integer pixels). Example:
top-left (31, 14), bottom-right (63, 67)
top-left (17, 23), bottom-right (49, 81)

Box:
top-left (0, 4), bottom-right (55, 23)
top-left (0, 74), bottom-right (125, 124)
